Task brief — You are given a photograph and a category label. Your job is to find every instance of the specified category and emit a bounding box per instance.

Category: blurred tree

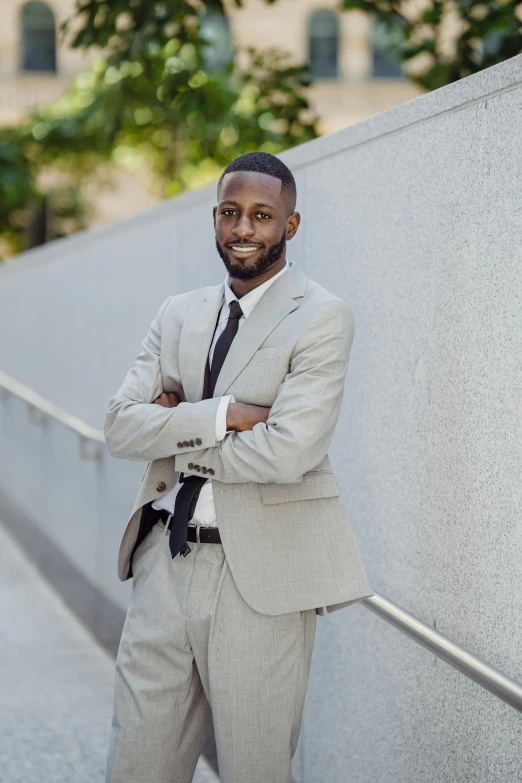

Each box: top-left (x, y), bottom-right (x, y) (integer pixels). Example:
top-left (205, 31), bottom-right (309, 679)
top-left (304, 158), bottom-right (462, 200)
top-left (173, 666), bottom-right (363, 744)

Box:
top-left (0, 0), bottom-right (317, 259)
top-left (0, 131), bottom-right (87, 257)
top-left (0, 139), bottom-right (38, 256)
top-left (340, 0), bottom-right (522, 90)
top-left (3, 0), bottom-right (520, 259)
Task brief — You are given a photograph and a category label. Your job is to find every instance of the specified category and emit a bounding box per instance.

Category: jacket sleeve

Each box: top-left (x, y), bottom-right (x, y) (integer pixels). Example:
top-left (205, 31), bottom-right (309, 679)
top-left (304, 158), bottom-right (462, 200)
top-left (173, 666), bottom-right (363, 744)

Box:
top-left (104, 297), bottom-right (224, 462)
top-left (175, 300), bottom-right (355, 483)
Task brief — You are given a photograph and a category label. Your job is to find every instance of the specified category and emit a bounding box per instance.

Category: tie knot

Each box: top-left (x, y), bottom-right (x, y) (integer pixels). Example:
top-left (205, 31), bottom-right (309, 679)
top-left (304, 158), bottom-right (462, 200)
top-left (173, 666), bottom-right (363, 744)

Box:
top-left (229, 299), bottom-right (243, 320)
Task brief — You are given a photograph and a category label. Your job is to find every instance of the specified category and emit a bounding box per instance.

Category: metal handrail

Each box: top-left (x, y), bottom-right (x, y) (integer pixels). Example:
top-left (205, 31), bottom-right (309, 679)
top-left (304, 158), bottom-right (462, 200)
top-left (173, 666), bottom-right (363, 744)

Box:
top-left (1, 370), bottom-right (521, 710)
top-left (0, 370), bottom-right (105, 460)
top-left (362, 593), bottom-right (522, 712)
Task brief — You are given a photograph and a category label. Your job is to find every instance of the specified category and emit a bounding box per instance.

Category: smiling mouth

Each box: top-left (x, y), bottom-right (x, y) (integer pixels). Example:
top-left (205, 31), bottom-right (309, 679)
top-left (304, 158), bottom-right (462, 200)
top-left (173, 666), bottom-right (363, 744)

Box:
top-left (227, 245), bottom-right (262, 254)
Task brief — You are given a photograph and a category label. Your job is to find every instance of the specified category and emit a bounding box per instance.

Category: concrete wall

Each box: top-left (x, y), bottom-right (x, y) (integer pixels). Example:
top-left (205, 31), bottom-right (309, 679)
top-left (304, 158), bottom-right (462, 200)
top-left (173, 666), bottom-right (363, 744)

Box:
top-left (1, 55), bottom-right (521, 782)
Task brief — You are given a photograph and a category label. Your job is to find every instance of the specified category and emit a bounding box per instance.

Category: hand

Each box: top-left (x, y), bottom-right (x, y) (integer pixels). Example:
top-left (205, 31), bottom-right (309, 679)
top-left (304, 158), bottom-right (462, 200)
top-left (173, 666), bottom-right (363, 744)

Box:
top-left (226, 402), bottom-right (271, 432)
top-left (153, 392), bottom-right (180, 408)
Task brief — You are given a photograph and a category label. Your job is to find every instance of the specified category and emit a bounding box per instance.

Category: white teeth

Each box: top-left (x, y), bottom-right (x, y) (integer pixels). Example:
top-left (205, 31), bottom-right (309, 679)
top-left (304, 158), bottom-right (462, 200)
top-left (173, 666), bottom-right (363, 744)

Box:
top-left (231, 246), bottom-right (258, 253)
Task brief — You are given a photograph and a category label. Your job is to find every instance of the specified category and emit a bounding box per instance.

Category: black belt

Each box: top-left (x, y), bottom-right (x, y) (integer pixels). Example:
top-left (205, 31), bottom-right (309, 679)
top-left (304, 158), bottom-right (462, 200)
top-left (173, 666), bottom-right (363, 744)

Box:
top-left (151, 506), bottom-right (222, 544)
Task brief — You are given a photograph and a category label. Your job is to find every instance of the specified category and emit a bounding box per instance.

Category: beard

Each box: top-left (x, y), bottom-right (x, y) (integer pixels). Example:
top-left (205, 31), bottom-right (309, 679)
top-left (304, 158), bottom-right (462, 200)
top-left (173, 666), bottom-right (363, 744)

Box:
top-left (215, 230), bottom-right (286, 281)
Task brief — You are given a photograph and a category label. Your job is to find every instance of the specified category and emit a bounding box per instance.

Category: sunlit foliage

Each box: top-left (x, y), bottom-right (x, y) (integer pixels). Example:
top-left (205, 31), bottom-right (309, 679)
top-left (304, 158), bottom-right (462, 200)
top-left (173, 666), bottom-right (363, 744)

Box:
top-left (0, 1), bottom-right (316, 258)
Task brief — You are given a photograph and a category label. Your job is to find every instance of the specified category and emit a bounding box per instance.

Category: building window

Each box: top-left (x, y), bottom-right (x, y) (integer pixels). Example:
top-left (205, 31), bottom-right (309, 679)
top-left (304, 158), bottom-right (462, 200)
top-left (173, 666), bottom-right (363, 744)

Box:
top-left (482, 30), bottom-right (503, 61)
top-left (200, 12), bottom-right (232, 72)
top-left (371, 18), bottom-right (403, 78)
top-left (308, 9), bottom-right (339, 79)
top-left (21, 1), bottom-right (57, 73)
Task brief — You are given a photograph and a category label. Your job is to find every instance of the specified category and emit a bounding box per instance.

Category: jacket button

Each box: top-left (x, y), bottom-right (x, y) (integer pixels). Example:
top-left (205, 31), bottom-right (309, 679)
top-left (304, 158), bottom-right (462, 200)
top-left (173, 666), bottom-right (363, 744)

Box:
top-left (201, 466), bottom-right (208, 474)
top-left (188, 463), bottom-right (194, 469)
top-left (177, 441), bottom-right (183, 448)
top-left (189, 440), bottom-right (195, 447)
top-left (194, 465), bottom-right (201, 471)
top-left (195, 438), bottom-right (202, 446)
top-left (156, 481), bottom-right (167, 492)
top-left (208, 468), bottom-right (215, 476)
top-left (183, 440), bottom-right (189, 447)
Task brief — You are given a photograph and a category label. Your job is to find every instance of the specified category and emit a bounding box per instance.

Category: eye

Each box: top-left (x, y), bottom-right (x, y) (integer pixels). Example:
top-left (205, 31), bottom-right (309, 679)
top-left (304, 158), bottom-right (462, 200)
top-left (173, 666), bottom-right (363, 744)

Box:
top-left (256, 212), bottom-right (271, 220)
top-left (221, 209), bottom-right (236, 216)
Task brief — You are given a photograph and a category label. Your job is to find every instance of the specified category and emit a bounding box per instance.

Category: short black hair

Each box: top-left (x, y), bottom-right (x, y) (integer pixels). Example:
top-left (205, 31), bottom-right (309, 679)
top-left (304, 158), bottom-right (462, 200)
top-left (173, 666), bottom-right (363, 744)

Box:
top-left (218, 152), bottom-right (296, 208)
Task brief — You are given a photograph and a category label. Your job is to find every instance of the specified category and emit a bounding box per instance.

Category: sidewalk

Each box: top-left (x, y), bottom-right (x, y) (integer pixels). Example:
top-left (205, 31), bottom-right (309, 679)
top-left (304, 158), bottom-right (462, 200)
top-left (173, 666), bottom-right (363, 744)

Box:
top-left (0, 522), bottom-right (217, 783)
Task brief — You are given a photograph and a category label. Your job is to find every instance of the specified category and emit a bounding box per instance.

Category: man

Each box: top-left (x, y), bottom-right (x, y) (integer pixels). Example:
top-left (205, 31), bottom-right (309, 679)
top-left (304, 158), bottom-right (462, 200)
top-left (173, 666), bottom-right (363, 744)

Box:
top-left (104, 152), bottom-right (373, 783)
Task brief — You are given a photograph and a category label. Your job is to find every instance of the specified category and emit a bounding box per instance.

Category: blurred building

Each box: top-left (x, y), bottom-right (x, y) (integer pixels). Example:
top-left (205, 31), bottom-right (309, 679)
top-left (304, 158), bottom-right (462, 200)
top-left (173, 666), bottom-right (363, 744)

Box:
top-left (228, 0), bottom-right (423, 134)
top-left (0, 0), bottom-right (91, 127)
top-left (0, 0), bottom-right (423, 225)
top-left (0, 0), bottom-right (159, 228)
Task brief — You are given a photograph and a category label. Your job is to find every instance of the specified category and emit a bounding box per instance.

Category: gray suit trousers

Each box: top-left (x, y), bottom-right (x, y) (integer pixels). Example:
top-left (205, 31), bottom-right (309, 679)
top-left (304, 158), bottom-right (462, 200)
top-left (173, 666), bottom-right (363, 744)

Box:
top-left (105, 521), bottom-right (317, 783)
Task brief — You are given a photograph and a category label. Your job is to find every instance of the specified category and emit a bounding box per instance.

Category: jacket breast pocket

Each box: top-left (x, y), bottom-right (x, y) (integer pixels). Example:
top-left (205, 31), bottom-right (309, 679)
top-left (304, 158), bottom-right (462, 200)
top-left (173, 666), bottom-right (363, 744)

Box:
top-left (233, 346), bottom-right (287, 404)
top-left (247, 346), bottom-right (285, 367)
top-left (258, 471), bottom-right (341, 505)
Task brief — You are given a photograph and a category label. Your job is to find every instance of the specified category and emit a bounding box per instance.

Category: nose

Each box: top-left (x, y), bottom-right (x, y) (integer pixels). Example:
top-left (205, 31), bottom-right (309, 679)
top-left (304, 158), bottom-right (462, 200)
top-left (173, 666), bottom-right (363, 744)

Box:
top-left (232, 214), bottom-right (255, 240)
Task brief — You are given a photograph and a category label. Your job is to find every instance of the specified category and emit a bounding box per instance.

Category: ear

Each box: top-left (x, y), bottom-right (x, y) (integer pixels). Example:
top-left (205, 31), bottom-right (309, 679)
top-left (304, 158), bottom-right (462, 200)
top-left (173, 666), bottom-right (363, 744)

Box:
top-left (213, 206), bottom-right (217, 229)
top-left (286, 211), bottom-right (301, 240)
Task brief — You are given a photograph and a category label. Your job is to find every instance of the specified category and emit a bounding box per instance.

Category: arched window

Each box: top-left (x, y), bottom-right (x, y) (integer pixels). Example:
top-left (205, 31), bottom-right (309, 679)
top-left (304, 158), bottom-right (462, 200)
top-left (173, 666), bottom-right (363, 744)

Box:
top-left (371, 18), bottom-right (402, 78)
top-left (308, 9), bottom-right (339, 79)
top-left (21, 1), bottom-right (56, 72)
top-left (200, 12), bottom-right (232, 72)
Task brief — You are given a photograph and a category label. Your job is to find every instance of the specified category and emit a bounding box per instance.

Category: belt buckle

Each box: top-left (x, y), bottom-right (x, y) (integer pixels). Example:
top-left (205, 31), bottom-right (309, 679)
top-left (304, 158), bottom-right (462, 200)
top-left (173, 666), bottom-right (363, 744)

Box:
top-left (196, 524), bottom-right (201, 543)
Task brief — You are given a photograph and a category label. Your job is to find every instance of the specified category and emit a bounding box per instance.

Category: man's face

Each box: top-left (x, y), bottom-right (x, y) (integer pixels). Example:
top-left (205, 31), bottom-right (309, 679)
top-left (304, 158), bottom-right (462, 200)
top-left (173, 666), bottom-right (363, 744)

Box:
top-left (213, 171), bottom-right (298, 281)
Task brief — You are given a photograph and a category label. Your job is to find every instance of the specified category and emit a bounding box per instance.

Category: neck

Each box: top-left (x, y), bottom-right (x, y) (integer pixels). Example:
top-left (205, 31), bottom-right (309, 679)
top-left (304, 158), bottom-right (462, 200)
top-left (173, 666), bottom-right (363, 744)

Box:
top-left (229, 257), bottom-right (286, 299)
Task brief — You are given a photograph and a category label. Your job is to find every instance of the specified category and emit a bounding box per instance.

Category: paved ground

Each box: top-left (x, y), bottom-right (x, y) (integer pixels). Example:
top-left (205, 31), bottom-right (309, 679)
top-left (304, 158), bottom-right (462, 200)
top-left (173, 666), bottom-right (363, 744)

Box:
top-left (0, 522), bottom-right (218, 783)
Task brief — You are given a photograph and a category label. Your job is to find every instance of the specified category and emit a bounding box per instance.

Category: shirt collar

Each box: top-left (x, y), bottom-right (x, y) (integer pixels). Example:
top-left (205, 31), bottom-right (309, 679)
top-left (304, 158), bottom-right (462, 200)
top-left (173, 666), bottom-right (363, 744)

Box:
top-left (223, 259), bottom-right (292, 320)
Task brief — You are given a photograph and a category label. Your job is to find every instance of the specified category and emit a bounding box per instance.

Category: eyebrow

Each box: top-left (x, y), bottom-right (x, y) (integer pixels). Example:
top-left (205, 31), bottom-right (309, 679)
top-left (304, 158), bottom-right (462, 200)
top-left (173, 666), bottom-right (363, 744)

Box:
top-left (220, 200), bottom-right (276, 210)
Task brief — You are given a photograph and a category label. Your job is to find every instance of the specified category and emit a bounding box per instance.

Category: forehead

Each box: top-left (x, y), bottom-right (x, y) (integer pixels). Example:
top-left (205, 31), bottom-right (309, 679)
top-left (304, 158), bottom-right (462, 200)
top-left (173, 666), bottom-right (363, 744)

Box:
top-left (218, 170), bottom-right (284, 209)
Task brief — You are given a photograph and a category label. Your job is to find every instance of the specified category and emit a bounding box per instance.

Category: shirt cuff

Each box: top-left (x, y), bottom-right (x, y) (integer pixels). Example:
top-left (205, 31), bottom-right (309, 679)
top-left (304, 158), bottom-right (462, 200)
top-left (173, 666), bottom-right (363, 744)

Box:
top-left (215, 395), bottom-right (235, 440)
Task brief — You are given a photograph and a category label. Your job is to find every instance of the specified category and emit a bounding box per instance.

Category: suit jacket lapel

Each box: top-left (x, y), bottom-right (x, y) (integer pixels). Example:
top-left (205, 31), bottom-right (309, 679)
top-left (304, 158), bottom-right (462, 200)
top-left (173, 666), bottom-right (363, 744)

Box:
top-left (213, 264), bottom-right (308, 397)
top-left (179, 283), bottom-right (224, 402)
top-left (179, 264), bottom-right (308, 401)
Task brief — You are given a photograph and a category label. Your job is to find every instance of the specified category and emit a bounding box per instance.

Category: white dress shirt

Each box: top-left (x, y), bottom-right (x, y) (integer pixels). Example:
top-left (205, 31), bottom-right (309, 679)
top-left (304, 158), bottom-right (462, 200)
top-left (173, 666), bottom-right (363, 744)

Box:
top-left (152, 258), bottom-right (292, 526)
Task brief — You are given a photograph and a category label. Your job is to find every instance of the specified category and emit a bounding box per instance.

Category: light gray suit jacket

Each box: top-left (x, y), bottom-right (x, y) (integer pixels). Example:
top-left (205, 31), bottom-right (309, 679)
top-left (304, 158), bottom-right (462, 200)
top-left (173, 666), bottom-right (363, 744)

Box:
top-left (105, 263), bottom-right (373, 616)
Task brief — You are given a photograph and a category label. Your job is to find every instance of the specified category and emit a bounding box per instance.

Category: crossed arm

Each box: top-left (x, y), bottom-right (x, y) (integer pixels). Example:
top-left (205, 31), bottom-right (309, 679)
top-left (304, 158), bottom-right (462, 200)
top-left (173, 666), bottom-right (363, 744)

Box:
top-left (153, 393), bottom-right (270, 433)
top-left (105, 299), bottom-right (355, 484)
